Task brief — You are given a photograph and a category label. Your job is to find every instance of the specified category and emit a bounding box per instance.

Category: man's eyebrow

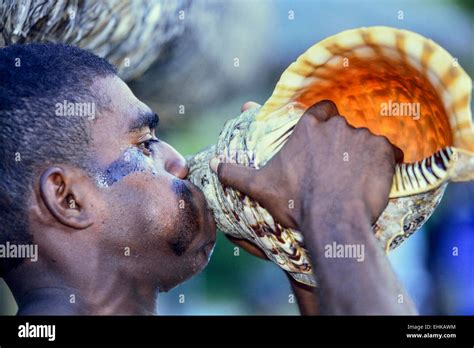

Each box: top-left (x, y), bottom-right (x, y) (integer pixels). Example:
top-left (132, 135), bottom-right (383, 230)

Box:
top-left (128, 111), bottom-right (160, 132)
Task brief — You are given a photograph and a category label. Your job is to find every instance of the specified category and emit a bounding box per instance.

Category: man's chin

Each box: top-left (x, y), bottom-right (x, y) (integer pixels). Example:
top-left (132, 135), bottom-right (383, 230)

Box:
top-left (158, 243), bottom-right (215, 294)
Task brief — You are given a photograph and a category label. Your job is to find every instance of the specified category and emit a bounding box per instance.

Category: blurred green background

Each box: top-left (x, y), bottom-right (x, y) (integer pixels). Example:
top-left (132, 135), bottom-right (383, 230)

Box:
top-left (1, 0), bottom-right (473, 315)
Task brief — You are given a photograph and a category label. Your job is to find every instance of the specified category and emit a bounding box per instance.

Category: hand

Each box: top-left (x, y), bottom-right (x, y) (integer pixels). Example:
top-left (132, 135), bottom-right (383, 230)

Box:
top-left (210, 100), bottom-right (402, 231)
top-left (223, 101), bottom-right (269, 260)
top-left (225, 97), bottom-right (320, 317)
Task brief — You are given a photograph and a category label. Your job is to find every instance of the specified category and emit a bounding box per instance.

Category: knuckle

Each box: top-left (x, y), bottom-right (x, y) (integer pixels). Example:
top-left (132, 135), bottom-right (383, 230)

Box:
top-left (357, 127), bottom-right (371, 136)
top-left (300, 113), bottom-right (318, 127)
top-left (329, 115), bottom-right (347, 126)
top-left (373, 134), bottom-right (391, 148)
top-left (357, 128), bottom-right (386, 144)
top-left (354, 127), bottom-right (377, 142)
top-left (327, 115), bottom-right (349, 132)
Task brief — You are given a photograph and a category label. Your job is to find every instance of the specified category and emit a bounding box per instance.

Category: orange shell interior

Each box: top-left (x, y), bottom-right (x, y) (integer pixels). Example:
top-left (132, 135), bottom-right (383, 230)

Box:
top-left (292, 53), bottom-right (452, 163)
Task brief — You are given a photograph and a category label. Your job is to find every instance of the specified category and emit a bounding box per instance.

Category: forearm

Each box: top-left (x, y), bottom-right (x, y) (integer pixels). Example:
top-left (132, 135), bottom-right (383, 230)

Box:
top-left (302, 201), bottom-right (417, 315)
top-left (287, 273), bottom-right (320, 315)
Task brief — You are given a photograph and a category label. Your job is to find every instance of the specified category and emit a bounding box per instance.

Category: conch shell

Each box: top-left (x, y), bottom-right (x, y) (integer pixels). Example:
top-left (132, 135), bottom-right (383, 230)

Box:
top-left (188, 26), bottom-right (474, 287)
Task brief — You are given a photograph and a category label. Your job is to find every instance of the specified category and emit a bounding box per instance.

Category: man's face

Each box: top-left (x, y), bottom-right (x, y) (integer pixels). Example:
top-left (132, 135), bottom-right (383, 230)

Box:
top-left (86, 76), bottom-right (216, 292)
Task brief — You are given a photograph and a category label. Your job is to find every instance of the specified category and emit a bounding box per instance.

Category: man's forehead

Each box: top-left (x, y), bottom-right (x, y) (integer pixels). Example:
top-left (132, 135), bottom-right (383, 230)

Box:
top-left (92, 75), bottom-right (153, 130)
top-left (89, 75), bottom-right (156, 166)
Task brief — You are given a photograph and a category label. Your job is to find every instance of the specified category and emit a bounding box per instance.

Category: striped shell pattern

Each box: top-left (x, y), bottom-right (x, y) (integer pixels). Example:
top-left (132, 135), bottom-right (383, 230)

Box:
top-left (188, 27), bottom-right (474, 287)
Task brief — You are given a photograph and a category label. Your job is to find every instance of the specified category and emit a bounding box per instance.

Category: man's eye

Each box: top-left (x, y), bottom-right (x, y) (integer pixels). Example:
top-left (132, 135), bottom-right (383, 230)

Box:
top-left (137, 138), bottom-right (160, 156)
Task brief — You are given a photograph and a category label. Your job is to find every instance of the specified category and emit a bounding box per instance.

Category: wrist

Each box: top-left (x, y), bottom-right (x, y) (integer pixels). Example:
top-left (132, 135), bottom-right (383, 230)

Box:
top-left (301, 198), bottom-right (373, 244)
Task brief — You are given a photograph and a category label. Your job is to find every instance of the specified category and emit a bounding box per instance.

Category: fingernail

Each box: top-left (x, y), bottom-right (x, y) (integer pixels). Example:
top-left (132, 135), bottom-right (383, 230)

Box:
top-left (210, 157), bottom-right (220, 173)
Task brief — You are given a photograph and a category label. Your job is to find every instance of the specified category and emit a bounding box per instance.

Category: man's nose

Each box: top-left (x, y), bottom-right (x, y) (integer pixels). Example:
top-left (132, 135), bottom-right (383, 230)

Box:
top-left (158, 141), bottom-right (189, 179)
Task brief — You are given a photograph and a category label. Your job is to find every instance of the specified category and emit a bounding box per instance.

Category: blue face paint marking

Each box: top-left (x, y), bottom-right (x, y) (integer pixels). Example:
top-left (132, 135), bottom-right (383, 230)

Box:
top-left (96, 147), bottom-right (157, 187)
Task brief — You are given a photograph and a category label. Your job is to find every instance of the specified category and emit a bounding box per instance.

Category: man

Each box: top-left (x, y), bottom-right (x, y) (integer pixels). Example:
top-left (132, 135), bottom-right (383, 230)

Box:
top-left (0, 43), bottom-right (415, 315)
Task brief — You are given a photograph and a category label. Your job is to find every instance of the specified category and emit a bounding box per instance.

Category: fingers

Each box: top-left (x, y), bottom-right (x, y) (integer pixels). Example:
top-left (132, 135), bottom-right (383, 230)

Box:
top-left (392, 145), bottom-right (404, 163)
top-left (374, 135), bottom-right (405, 164)
top-left (225, 235), bottom-right (268, 260)
top-left (304, 100), bottom-right (340, 123)
top-left (210, 156), bottom-right (259, 199)
top-left (241, 101), bottom-right (261, 112)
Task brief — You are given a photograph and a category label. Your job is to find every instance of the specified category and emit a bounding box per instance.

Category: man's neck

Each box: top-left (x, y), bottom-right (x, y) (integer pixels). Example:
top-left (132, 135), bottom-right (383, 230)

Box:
top-left (15, 283), bottom-right (158, 315)
top-left (7, 266), bottom-right (159, 315)
top-left (17, 287), bottom-right (81, 315)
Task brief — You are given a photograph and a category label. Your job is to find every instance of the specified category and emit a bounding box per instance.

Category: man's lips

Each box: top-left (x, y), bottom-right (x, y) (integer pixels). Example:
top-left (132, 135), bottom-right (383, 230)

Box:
top-left (200, 210), bottom-right (216, 253)
top-left (203, 239), bottom-right (216, 256)
top-left (206, 206), bottom-right (217, 234)
top-left (198, 209), bottom-right (216, 261)
top-left (183, 177), bottom-right (217, 233)
top-left (181, 178), bottom-right (217, 253)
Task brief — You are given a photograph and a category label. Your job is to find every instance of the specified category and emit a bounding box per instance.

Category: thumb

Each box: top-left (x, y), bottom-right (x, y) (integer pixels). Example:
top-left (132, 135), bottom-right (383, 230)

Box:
top-left (210, 156), bottom-right (259, 198)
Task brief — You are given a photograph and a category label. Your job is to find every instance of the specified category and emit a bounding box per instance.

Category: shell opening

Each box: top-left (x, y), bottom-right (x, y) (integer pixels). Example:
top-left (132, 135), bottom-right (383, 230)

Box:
top-left (258, 27), bottom-right (473, 164)
top-left (294, 53), bottom-right (451, 163)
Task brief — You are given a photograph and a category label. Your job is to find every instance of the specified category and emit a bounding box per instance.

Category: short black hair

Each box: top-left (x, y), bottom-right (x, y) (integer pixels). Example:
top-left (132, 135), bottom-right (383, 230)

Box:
top-left (0, 43), bottom-right (117, 276)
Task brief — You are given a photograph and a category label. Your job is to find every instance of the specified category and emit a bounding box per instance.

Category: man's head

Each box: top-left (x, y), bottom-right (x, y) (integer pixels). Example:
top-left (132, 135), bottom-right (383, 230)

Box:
top-left (0, 43), bottom-right (216, 301)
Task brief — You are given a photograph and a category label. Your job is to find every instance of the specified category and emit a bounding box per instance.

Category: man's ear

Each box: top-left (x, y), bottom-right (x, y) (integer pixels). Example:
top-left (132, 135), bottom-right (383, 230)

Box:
top-left (39, 166), bottom-right (94, 229)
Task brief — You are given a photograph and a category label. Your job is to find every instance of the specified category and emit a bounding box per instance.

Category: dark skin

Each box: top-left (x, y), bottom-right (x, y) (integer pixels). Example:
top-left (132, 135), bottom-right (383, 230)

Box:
top-left (226, 234), bottom-right (319, 315)
top-left (4, 75), bottom-right (311, 315)
top-left (4, 73), bottom-right (413, 315)
top-left (224, 99), bottom-right (320, 315)
top-left (5, 76), bottom-right (216, 315)
top-left (212, 100), bottom-right (417, 315)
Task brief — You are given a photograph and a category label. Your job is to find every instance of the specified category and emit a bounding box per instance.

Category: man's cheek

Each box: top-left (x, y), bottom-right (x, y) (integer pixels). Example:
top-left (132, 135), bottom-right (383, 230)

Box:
top-left (96, 147), bottom-right (157, 188)
top-left (98, 174), bottom-right (163, 227)
top-left (125, 174), bottom-right (185, 235)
